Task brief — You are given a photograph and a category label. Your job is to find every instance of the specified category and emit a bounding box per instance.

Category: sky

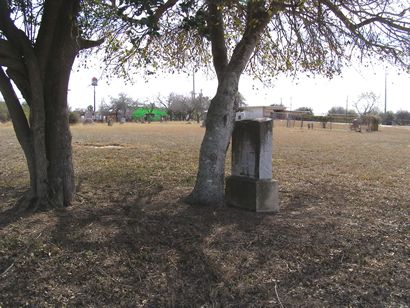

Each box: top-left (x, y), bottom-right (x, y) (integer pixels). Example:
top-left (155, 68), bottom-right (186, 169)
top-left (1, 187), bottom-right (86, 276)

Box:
top-left (68, 62), bottom-right (409, 116)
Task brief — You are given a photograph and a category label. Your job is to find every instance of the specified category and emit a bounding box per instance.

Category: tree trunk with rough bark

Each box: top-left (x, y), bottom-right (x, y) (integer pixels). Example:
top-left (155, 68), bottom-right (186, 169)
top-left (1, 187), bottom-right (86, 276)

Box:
top-left (41, 2), bottom-right (78, 208)
top-left (0, 0), bottom-right (102, 211)
top-left (188, 0), bottom-right (271, 207)
top-left (188, 72), bottom-right (239, 205)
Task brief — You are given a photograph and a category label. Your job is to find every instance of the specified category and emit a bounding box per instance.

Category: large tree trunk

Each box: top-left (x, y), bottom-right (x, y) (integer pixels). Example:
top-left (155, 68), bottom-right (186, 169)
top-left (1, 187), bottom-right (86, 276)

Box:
top-left (10, 56), bottom-right (75, 211)
top-left (43, 77), bottom-right (75, 208)
top-left (0, 0), bottom-right (102, 211)
top-left (188, 72), bottom-right (239, 206)
top-left (42, 5), bottom-right (78, 208)
top-left (187, 0), bottom-right (271, 207)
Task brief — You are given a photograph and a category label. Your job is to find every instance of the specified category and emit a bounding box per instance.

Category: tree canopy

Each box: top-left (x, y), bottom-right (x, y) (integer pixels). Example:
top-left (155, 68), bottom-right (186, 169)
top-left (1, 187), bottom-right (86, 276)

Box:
top-left (354, 91), bottom-right (380, 116)
top-left (294, 107), bottom-right (314, 115)
top-left (328, 106), bottom-right (357, 116)
top-left (89, 0), bottom-right (410, 81)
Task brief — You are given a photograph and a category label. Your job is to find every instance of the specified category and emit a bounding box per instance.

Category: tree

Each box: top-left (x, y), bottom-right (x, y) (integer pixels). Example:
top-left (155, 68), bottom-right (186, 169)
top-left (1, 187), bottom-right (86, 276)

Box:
top-left (327, 106), bottom-right (357, 123)
top-left (98, 98), bottom-right (111, 118)
top-left (295, 107), bottom-right (314, 115)
top-left (0, 100), bottom-right (10, 122)
top-left (68, 109), bottom-right (81, 124)
top-left (95, 0), bottom-right (410, 206)
top-left (395, 110), bottom-right (410, 125)
top-left (109, 93), bottom-right (139, 120)
top-left (156, 94), bottom-right (173, 120)
top-left (185, 1), bottom-right (277, 205)
top-left (328, 106), bottom-right (344, 115)
top-left (99, 94), bottom-right (139, 121)
top-left (354, 91), bottom-right (380, 117)
top-left (0, 1), bottom-right (102, 210)
top-left (167, 93), bottom-right (191, 120)
top-left (379, 111), bottom-right (395, 125)
top-left (328, 106), bottom-right (356, 115)
top-left (187, 1), bottom-right (410, 206)
top-left (192, 92), bottom-right (211, 122)
top-left (165, 92), bottom-right (210, 121)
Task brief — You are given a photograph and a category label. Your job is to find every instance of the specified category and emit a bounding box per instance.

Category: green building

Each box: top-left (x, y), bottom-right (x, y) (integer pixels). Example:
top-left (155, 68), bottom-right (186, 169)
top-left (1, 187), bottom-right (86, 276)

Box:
top-left (132, 108), bottom-right (168, 121)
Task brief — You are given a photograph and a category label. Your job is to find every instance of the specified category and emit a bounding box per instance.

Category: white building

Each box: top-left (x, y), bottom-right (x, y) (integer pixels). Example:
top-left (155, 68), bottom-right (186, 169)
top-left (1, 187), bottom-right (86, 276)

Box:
top-left (236, 105), bottom-right (286, 121)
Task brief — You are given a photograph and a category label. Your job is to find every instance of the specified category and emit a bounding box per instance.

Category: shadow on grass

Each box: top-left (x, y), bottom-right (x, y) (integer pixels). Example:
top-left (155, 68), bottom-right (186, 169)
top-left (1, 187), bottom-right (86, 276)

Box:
top-left (0, 188), bottom-right (35, 229)
top-left (44, 200), bottom-right (270, 306)
top-left (1, 182), bottom-right (407, 307)
top-left (0, 181), bottom-right (334, 306)
top-left (3, 198), bottom-right (336, 306)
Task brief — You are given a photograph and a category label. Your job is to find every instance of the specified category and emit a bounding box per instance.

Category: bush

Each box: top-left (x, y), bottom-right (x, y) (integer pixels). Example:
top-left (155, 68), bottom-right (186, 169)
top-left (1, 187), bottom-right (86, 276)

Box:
top-left (362, 115), bottom-right (380, 132)
top-left (69, 111), bottom-right (80, 124)
top-left (305, 115), bottom-right (329, 122)
top-left (0, 101), bottom-right (10, 123)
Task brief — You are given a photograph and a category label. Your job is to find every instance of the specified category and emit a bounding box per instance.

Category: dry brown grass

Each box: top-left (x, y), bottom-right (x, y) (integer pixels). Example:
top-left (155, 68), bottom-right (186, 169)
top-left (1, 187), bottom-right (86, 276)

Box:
top-left (1, 121), bottom-right (409, 306)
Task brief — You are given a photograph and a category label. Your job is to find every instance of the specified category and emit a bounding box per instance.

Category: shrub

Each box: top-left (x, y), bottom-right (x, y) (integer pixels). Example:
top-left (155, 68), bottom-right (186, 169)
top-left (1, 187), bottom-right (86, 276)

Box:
top-left (69, 111), bottom-right (80, 124)
top-left (362, 115), bottom-right (380, 132)
top-left (0, 101), bottom-right (10, 123)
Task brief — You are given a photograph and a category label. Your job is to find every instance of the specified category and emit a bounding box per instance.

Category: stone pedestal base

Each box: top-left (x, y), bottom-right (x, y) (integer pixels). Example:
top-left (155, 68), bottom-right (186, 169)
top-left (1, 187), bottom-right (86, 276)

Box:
top-left (225, 176), bottom-right (280, 213)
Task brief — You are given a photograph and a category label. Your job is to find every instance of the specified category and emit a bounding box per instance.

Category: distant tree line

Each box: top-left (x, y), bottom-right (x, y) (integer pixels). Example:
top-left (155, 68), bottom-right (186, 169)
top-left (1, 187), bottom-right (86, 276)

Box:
top-left (3, 98), bottom-right (409, 126)
top-left (290, 91), bottom-right (410, 126)
top-left (99, 93), bottom-right (140, 121)
top-left (380, 110), bottom-right (410, 126)
top-left (159, 92), bottom-right (211, 122)
top-left (326, 105), bottom-right (410, 126)
top-left (292, 106), bottom-right (410, 126)
top-left (66, 92), bottom-right (211, 124)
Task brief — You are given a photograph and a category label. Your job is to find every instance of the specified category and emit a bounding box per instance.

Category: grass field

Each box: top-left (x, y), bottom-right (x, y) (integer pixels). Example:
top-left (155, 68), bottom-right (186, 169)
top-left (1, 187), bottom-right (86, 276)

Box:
top-left (1, 121), bottom-right (409, 306)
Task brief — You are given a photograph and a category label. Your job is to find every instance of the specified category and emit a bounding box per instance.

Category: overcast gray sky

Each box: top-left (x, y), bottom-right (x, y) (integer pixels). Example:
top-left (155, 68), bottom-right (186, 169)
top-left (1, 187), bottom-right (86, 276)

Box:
top-left (68, 62), bottom-right (409, 115)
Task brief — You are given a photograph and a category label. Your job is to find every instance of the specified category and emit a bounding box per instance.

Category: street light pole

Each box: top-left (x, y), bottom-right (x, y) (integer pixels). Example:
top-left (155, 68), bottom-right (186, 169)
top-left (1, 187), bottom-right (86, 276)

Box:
top-left (93, 86), bottom-right (96, 118)
top-left (192, 68), bottom-right (196, 100)
top-left (384, 72), bottom-right (387, 114)
top-left (91, 77), bottom-right (98, 120)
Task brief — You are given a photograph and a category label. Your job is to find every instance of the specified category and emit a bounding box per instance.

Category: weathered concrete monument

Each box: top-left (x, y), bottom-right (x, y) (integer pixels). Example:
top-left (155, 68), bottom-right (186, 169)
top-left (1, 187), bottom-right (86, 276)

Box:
top-left (225, 118), bottom-right (280, 212)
